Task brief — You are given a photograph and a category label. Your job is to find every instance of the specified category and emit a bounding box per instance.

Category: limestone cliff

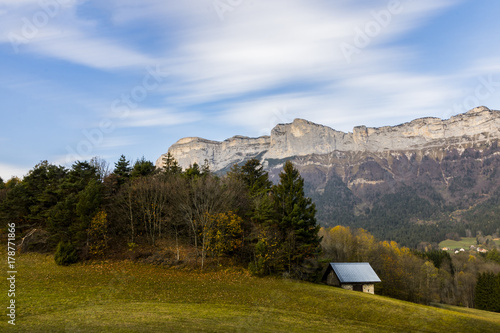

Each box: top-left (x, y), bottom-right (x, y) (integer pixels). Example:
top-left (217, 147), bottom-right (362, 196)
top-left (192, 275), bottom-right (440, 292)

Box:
top-left (156, 106), bottom-right (500, 247)
top-left (157, 106), bottom-right (500, 171)
top-left (156, 135), bottom-right (270, 171)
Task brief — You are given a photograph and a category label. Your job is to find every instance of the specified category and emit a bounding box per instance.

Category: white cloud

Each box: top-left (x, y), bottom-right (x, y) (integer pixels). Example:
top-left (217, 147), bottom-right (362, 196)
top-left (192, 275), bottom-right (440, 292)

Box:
top-left (161, 2), bottom-right (357, 103)
top-left (217, 69), bottom-right (464, 135)
top-left (0, 163), bottom-right (30, 180)
top-left (0, 0), bottom-right (458, 79)
top-left (29, 32), bottom-right (155, 69)
top-left (148, 0), bottom-right (460, 121)
top-left (468, 57), bottom-right (500, 76)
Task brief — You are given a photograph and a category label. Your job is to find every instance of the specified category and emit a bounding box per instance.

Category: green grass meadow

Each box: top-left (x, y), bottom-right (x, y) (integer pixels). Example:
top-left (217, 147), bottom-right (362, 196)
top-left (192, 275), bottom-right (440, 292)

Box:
top-left (439, 237), bottom-right (477, 251)
top-left (2, 252), bottom-right (500, 332)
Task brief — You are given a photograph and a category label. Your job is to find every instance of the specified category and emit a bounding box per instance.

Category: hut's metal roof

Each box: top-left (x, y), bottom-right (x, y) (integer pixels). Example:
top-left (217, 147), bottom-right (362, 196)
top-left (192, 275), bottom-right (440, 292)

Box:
top-left (328, 263), bottom-right (381, 283)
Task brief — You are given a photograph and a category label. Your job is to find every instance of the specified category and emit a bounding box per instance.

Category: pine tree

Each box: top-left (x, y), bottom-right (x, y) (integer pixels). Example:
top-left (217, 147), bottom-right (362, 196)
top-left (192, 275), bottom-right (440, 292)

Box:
top-left (162, 152), bottom-right (182, 174)
top-left (227, 159), bottom-right (278, 274)
top-left (201, 159), bottom-right (210, 175)
top-left (131, 157), bottom-right (156, 179)
top-left (475, 272), bottom-right (496, 311)
top-left (19, 161), bottom-right (68, 228)
top-left (240, 159), bottom-right (272, 196)
top-left (113, 155), bottom-right (131, 185)
top-left (273, 160), bottom-right (320, 276)
top-left (227, 159), bottom-right (274, 221)
top-left (75, 178), bottom-right (103, 243)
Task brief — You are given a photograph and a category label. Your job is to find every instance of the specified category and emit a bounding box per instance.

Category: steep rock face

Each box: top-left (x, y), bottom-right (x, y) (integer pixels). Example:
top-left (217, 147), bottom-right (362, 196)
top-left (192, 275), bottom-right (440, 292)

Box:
top-left (156, 135), bottom-right (270, 171)
top-left (157, 106), bottom-right (500, 247)
top-left (264, 118), bottom-right (350, 159)
top-left (157, 106), bottom-right (500, 171)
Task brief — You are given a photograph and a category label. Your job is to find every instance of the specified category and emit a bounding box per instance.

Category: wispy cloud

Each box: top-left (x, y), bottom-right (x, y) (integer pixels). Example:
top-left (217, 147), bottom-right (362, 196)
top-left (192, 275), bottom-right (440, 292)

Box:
top-left (0, 0), bottom-right (155, 69)
top-left (0, 0), bottom-right (47, 6)
top-left (149, 0), bottom-right (462, 129)
top-left (112, 108), bottom-right (202, 128)
top-left (29, 32), bottom-right (155, 69)
top-left (217, 69), bottom-right (462, 134)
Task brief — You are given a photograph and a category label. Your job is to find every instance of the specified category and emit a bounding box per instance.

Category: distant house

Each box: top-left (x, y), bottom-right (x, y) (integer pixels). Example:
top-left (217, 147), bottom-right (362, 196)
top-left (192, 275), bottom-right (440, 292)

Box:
top-left (322, 262), bottom-right (381, 294)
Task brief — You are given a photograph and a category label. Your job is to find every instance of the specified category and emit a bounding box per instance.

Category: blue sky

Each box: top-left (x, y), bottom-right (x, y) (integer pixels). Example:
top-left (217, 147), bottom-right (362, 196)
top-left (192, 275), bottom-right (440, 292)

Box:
top-left (1, 0), bottom-right (500, 180)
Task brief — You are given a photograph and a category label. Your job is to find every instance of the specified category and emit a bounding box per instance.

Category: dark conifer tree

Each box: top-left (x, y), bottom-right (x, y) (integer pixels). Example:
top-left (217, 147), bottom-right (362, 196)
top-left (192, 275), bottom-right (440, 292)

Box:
top-left (273, 160), bottom-right (320, 275)
top-left (475, 272), bottom-right (496, 311)
top-left (47, 161), bottom-right (101, 250)
top-left (113, 155), bottom-right (131, 185)
top-left (240, 158), bottom-right (272, 196)
top-left (201, 159), bottom-right (211, 175)
top-left (131, 157), bottom-right (156, 179)
top-left (162, 152), bottom-right (182, 174)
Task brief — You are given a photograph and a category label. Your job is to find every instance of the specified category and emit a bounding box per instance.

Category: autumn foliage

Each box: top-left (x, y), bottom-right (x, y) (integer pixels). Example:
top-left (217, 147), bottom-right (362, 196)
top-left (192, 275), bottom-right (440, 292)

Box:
top-left (320, 225), bottom-right (500, 306)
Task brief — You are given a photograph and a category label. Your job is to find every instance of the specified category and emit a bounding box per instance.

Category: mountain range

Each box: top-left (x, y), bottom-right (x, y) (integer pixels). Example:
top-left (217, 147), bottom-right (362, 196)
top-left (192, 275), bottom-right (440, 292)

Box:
top-left (157, 106), bottom-right (500, 247)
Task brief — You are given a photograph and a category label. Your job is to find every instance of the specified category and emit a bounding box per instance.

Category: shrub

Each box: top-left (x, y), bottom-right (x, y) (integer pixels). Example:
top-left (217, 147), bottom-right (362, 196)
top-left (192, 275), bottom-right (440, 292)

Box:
top-left (54, 241), bottom-right (78, 266)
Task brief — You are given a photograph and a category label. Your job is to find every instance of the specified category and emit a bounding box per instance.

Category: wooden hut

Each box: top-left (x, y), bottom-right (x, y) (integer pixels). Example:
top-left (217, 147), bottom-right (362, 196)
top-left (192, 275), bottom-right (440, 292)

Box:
top-left (322, 262), bottom-right (381, 294)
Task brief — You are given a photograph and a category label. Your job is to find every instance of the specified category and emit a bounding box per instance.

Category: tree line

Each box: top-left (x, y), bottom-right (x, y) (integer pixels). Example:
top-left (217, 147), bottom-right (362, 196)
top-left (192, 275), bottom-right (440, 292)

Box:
top-left (0, 155), bottom-right (320, 278)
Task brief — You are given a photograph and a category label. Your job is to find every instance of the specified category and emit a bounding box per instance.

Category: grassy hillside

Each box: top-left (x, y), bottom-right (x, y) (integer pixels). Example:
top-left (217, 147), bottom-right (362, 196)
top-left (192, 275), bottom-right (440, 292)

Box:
top-left (2, 253), bottom-right (500, 332)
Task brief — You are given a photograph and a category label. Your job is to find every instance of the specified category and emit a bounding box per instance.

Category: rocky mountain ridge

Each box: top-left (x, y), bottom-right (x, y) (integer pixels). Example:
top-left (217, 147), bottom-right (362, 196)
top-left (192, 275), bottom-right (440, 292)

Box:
top-left (157, 106), bottom-right (500, 172)
top-left (157, 106), bottom-right (500, 247)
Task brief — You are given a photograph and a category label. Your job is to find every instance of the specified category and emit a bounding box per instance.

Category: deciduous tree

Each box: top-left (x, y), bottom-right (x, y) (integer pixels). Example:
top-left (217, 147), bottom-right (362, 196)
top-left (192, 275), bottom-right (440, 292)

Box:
top-left (178, 174), bottom-right (234, 269)
top-left (88, 210), bottom-right (109, 258)
top-left (205, 211), bottom-right (243, 262)
top-left (133, 175), bottom-right (170, 246)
